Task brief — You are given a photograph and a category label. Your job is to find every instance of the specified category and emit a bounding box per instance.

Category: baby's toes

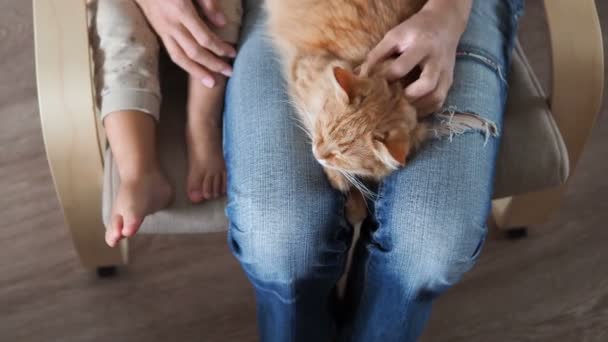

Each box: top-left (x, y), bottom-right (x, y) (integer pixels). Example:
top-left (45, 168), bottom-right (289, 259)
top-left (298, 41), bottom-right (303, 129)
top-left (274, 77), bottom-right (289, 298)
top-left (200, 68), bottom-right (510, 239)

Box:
top-left (210, 172), bottom-right (227, 198)
top-left (212, 174), bottom-right (223, 198)
top-left (121, 212), bottom-right (143, 237)
top-left (220, 171), bottom-right (227, 196)
top-left (202, 174), bottom-right (215, 200)
top-left (105, 230), bottom-right (116, 248)
top-left (106, 215), bottom-right (124, 247)
top-left (187, 170), bottom-right (205, 203)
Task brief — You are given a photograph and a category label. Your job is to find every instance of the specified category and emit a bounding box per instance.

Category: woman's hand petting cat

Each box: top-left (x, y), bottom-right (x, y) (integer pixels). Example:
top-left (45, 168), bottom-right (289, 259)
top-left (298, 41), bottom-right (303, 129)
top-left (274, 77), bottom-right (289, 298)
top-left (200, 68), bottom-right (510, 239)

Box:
top-left (365, 1), bottom-right (472, 115)
top-left (135, 0), bottom-right (237, 87)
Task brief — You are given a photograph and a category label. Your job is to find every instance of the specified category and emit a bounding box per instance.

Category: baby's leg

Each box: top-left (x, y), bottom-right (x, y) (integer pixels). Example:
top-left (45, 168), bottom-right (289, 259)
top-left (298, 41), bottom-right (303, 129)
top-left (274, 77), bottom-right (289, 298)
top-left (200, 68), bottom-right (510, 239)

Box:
top-left (186, 0), bottom-right (242, 202)
top-left (186, 77), bottom-right (227, 202)
top-left (91, 0), bottom-right (171, 246)
top-left (104, 111), bottom-right (172, 247)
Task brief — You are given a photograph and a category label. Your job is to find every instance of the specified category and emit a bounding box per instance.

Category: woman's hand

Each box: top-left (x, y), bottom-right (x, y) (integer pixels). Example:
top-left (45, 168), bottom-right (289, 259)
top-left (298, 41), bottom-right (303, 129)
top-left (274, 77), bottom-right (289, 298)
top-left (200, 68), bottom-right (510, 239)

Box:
top-left (365, 0), bottom-right (472, 114)
top-left (135, 0), bottom-right (237, 88)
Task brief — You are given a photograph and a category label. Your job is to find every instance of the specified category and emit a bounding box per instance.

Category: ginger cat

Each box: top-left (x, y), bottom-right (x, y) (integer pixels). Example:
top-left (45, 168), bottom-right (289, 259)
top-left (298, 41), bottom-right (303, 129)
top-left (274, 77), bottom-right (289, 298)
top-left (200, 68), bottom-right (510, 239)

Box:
top-left (266, 0), bottom-right (429, 223)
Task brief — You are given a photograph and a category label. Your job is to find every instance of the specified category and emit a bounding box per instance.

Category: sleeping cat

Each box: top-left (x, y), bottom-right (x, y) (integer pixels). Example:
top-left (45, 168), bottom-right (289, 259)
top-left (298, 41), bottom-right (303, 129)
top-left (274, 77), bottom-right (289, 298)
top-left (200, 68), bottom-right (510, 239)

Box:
top-left (266, 0), bottom-right (429, 222)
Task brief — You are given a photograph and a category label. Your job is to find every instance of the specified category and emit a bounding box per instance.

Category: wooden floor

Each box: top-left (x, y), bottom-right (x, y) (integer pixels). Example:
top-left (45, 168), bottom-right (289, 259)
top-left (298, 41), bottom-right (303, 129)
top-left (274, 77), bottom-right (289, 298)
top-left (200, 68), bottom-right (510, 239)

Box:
top-left (1, 1), bottom-right (607, 341)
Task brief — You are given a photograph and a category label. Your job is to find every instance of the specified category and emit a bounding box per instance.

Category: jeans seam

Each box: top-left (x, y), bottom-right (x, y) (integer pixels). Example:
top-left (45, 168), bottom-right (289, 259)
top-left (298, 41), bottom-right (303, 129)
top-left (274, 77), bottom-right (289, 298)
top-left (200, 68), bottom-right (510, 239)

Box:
top-left (455, 45), bottom-right (508, 85)
top-left (468, 228), bottom-right (488, 262)
top-left (348, 178), bottom-right (389, 335)
top-left (371, 178), bottom-right (388, 245)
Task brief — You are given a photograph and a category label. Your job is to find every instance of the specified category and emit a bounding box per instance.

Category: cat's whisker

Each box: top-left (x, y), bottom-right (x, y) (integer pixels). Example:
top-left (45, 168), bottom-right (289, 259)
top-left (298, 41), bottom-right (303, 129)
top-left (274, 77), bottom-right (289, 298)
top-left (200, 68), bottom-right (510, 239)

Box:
top-left (353, 179), bottom-right (376, 201)
top-left (342, 172), bottom-right (370, 200)
top-left (340, 170), bottom-right (376, 201)
top-left (295, 123), bottom-right (313, 141)
top-left (349, 181), bottom-right (375, 205)
top-left (355, 182), bottom-right (376, 201)
top-left (293, 115), bottom-right (312, 135)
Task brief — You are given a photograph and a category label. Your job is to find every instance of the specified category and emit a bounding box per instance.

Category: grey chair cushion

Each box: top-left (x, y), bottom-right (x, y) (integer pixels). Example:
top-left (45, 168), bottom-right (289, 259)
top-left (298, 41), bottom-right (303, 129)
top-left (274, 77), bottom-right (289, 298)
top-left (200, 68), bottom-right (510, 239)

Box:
top-left (102, 44), bottom-right (569, 234)
top-left (493, 43), bottom-right (569, 198)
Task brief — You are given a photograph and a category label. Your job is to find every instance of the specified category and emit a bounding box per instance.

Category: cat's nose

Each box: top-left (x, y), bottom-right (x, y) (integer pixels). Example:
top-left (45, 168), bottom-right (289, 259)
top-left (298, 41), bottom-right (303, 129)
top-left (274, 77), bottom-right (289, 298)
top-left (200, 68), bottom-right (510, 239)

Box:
top-left (313, 143), bottom-right (337, 162)
top-left (313, 147), bottom-right (335, 164)
top-left (324, 152), bottom-right (336, 159)
top-left (318, 151), bottom-right (336, 163)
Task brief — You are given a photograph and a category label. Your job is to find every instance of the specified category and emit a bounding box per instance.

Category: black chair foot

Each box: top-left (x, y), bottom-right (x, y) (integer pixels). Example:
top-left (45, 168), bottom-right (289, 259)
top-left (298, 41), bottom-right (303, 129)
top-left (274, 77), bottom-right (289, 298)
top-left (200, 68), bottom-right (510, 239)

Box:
top-left (96, 266), bottom-right (118, 278)
top-left (505, 227), bottom-right (528, 240)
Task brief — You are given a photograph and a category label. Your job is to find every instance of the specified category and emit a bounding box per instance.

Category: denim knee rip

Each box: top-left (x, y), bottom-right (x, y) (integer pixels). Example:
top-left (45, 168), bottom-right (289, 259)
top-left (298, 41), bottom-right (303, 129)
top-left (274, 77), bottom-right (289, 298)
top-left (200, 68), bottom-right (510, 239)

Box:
top-left (430, 109), bottom-right (499, 146)
top-left (428, 48), bottom-right (506, 145)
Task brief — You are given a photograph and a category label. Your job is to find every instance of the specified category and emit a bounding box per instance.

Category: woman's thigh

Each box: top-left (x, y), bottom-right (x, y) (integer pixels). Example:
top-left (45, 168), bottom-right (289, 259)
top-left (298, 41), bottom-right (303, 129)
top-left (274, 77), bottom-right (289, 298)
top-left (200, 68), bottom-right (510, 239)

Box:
top-left (223, 1), bottom-right (350, 289)
top-left (342, 2), bottom-right (524, 339)
top-left (368, 0), bottom-right (524, 279)
top-left (351, 0), bottom-right (524, 293)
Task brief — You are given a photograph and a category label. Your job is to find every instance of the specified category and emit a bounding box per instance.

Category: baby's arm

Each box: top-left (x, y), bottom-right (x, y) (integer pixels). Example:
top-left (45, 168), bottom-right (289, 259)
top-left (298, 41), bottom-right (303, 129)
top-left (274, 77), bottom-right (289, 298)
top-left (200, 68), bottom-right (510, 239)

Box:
top-left (90, 0), bottom-right (161, 122)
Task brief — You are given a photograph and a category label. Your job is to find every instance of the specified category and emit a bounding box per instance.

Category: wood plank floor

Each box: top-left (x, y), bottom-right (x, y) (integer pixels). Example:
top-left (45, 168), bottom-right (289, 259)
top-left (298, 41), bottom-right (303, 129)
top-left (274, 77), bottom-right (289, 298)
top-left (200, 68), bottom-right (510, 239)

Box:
top-left (1, 1), bottom-right (607, 341)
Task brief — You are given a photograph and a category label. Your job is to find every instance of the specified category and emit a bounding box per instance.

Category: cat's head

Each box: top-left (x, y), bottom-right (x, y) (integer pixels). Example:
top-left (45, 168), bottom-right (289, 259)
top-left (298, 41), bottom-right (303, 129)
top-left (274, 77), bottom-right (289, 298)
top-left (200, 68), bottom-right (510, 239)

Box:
top-left (312, 64), bottom-right (419, 180)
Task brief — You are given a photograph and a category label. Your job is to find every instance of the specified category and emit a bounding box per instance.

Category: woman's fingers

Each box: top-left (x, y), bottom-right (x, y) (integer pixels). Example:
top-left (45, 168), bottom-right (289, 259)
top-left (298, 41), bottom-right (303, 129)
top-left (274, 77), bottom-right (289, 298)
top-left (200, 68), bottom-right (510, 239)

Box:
top-left (134, 0), bottom-right (236, 79)
top-left (163, 36), bottom-right (216, 87)
top-left (197, 0), bottom-right (226, 27)
top-left (412, 71), bottom-right (453, 115)
top-left (182, 11), bottom-right (236, 58)
top-left (363, 6), bottom-right (468, 115)
top-left (404, 61), bottom-right (441, 100)
top-left (172, 25), bottom-right (233, 76)
top-left (384, 45), bottom-right (426, 82)
top-left (365, 31), bottom-right (399, 72)
top-left (366, 26), bottom-right (451, 112)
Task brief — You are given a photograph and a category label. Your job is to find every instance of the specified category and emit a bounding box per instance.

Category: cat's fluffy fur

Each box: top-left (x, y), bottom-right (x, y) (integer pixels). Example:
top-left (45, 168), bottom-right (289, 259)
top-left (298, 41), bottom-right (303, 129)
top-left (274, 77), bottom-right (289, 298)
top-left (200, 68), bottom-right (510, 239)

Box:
top-left (266, 0), bottom-right (429, 222)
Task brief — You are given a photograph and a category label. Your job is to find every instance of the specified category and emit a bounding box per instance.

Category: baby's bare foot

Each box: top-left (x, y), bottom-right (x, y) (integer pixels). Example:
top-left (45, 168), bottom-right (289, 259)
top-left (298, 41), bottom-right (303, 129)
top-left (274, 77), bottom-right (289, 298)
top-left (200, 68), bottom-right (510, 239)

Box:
top-left (186, 118), bottom-right (227, 203)
top-left (105, 170), bottom-right (173, 247)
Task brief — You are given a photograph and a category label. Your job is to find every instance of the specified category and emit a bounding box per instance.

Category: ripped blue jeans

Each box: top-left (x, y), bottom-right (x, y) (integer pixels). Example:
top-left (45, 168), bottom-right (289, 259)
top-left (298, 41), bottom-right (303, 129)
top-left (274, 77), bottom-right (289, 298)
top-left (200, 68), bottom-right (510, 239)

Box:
top-left (223, 0), bottom-right (523, 340)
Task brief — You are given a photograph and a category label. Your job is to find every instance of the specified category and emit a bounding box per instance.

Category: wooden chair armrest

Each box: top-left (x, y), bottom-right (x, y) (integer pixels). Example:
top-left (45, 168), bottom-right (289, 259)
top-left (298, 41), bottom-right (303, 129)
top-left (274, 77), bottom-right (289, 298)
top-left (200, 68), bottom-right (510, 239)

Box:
top-left (33, 0), bottom-right (126, 268)
top-left (544, 0), bottom-right (604, 173)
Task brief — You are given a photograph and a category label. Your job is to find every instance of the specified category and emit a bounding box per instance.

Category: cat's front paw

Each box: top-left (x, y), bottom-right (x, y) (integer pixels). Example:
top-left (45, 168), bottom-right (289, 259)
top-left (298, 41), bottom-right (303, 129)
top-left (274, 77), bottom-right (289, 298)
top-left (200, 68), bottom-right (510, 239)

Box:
top-left (324, 168), bottom-right (350, 192)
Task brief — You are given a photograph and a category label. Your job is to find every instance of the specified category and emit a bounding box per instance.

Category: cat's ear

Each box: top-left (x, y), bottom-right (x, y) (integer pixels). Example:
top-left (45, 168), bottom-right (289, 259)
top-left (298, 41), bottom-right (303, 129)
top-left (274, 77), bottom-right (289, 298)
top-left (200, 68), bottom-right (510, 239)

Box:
top-left (372, 129), bottom-right (410, 168)
top-left (332, 66), bottom-right (357, 104)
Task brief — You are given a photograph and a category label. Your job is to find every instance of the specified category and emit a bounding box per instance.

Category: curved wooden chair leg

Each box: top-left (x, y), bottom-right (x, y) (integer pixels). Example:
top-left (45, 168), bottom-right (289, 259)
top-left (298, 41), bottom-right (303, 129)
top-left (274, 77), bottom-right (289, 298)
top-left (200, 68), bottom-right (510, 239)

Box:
top-left (33, 0), bottom-right (127, 269)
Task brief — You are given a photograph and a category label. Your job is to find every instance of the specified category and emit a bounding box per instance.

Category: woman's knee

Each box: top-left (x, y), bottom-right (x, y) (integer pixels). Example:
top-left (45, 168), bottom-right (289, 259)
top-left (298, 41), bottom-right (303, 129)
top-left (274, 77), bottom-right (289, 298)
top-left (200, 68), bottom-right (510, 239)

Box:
top-left (371, 203), bottom-right (488, 299)
top-left (411, 231), bottom-right (484, 299)
top-left (222, 3), bottom-right (350, 286)
top-left (227, 187), bottom-right (350, 286)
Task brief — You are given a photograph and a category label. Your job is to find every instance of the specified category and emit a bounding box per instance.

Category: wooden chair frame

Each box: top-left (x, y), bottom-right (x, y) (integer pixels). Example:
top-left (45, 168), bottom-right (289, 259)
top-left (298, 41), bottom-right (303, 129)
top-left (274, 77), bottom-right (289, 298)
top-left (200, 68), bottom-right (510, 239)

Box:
top-left (33, 0), bottom-right (604, 270)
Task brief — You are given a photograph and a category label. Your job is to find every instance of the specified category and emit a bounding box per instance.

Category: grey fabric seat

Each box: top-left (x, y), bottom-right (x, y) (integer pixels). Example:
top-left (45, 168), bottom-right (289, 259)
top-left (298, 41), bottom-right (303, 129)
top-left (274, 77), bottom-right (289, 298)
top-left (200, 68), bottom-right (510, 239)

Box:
top-left (102, 42), bottom-right (569, 234)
